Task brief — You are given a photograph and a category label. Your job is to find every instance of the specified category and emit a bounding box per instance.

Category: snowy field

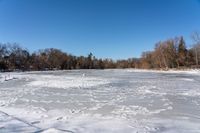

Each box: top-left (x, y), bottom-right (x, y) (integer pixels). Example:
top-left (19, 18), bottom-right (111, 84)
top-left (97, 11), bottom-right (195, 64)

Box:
top-left (0, 69), bottom-right (200, 133)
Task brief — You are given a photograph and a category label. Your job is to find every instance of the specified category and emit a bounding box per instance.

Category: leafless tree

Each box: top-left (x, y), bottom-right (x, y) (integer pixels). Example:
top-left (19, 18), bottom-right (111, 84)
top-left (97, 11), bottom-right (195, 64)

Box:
top-left (191, 32), bottom-right (200, 66)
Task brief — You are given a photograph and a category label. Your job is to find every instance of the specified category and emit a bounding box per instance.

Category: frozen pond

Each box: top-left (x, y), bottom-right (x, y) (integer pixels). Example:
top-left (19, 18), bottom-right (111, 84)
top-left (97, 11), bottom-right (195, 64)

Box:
top-left (0, 69), bottom-right (200, 133)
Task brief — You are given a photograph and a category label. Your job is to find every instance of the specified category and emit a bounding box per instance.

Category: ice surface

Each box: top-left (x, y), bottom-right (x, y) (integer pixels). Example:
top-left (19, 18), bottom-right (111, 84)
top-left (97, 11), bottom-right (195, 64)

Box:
top-left (0, 69), bottom-right (200, 133)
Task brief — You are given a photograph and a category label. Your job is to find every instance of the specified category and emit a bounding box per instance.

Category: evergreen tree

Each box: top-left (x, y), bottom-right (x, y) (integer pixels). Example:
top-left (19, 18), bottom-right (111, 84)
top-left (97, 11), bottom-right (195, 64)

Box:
top-left (177, 37), bottom-right (187, 67)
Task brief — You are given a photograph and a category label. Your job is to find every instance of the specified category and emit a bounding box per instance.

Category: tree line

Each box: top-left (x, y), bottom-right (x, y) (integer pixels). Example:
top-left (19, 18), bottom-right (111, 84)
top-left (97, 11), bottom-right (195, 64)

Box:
top-left (0, 33), bottom-right (200, 71)
top-left (0, 43), bottom-right (138, 71)
top-left (140, 33), bottom-right (200, 69)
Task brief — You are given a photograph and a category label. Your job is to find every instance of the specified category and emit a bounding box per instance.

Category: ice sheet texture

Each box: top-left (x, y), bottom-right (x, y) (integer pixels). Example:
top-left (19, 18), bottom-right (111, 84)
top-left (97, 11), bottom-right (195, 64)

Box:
top-left (0, 69), bottom-right (200, 133)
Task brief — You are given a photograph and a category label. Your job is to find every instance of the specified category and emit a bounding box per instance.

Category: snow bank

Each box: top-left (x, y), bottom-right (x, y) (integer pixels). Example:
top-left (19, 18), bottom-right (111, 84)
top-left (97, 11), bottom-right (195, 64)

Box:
top-left (0, 73), bottom-right (22, 83)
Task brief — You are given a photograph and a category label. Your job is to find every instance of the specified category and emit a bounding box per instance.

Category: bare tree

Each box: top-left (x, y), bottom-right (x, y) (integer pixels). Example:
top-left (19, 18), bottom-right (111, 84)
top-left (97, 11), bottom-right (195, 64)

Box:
top-left (191, 32), bottom-right (200, 66)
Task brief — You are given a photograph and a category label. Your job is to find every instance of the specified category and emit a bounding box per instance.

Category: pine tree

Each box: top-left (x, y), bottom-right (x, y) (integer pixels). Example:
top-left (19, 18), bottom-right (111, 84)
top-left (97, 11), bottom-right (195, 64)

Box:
top-left (178, 37), bottom-right (187, 67)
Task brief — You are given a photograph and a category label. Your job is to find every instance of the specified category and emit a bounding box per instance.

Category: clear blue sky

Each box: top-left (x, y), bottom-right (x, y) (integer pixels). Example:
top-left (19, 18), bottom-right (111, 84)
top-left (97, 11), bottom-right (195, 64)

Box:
top-left (0, 0), bottom-right (200, 59)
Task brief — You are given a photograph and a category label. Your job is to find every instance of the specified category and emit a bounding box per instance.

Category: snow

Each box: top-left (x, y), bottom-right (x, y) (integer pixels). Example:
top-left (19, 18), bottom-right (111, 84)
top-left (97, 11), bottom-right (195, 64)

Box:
top-left (27, 74), bottom-right (109, 89)
top-left (0, 69), bottom-right (200, 132)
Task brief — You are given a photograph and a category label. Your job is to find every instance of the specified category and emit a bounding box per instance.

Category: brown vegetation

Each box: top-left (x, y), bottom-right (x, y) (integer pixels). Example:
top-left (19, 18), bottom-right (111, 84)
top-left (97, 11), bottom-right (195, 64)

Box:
top-left (1, 33), bottom-right (200, 71)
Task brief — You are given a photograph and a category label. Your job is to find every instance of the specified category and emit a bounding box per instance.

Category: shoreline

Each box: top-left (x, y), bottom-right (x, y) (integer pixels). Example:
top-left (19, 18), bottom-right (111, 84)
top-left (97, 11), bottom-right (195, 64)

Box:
top-left (1, 68), bottom-right (200, 73)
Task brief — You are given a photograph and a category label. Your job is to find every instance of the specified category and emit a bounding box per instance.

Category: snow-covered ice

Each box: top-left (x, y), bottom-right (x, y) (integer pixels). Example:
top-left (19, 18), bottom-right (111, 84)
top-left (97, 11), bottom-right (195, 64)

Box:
top-left (0, 69), bottom-right (200, 133)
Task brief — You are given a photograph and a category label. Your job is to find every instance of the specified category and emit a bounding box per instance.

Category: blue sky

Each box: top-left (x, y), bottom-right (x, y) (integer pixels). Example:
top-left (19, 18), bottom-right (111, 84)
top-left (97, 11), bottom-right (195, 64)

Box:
top-left (0, 0), bottom-right (200, 59)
